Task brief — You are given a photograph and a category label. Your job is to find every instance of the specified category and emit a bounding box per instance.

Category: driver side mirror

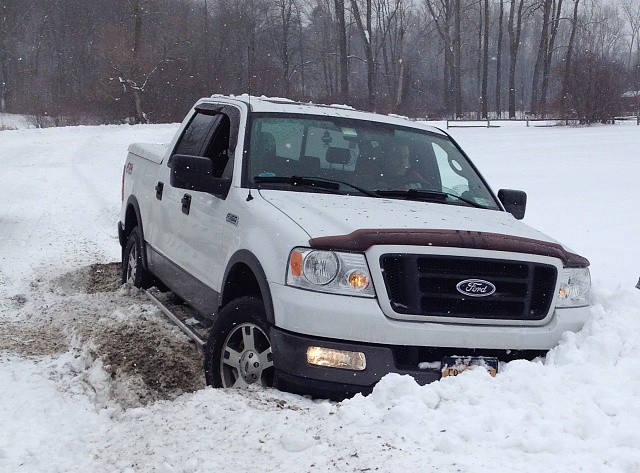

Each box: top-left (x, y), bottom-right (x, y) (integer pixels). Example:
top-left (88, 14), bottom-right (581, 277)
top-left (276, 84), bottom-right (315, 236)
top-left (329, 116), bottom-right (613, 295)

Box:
top-left (170, 154), bottom-right (231, 198)
top-left (498, 189), bottom-right (527, 220)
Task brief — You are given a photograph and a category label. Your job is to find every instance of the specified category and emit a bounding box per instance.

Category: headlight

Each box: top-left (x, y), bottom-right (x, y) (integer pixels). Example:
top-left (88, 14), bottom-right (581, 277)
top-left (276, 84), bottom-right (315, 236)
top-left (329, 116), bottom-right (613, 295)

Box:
top-left (287, 248), bottom-right (376, 297)
top-left (557, 267), bottom-right (591, 308)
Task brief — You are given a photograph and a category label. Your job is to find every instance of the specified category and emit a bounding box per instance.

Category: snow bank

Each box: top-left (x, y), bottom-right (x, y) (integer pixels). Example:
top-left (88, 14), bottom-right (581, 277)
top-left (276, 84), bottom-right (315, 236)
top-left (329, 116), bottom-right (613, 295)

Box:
top-left (1, 122), bottom-right (640, 472)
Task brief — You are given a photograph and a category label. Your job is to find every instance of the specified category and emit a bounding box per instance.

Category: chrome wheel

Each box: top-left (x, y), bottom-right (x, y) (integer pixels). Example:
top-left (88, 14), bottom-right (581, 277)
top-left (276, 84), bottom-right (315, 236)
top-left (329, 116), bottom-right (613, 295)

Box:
top-left (220, 322), bottom-right (273, 388)
top-left (204, 296), bottom-right (275, 389)
top-left (125, 242), bottom-right (138, 284)
top-left (121, 226), bottom-right (152, 288)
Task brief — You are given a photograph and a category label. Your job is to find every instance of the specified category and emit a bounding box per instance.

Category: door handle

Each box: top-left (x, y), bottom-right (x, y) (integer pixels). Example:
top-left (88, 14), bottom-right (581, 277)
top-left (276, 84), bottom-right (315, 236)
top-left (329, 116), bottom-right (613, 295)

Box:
top-left (181, 194), bottom-right (192, 215)
top-left (155, 181), bottom-right (164, 200)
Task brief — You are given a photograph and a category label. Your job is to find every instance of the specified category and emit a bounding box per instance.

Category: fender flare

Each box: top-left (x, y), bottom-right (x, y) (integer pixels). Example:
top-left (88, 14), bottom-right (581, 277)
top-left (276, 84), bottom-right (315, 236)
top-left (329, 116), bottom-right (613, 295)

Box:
top-left (221, 250), bottom-right (275, 324)
top-left (121, 195), bottom-right (150, 272)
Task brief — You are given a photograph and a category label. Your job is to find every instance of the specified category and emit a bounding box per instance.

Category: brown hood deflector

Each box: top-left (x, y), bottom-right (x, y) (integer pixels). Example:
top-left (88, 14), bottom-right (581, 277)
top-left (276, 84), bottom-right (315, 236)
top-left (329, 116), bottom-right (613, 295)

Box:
top-left (309, 229), bottom-right (589, 268)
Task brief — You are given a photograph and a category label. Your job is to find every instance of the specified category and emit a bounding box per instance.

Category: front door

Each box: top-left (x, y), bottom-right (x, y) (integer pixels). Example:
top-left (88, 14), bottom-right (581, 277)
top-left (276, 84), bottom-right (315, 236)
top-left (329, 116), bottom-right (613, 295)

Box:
top-left (151, 105), bottom-right (240, 314)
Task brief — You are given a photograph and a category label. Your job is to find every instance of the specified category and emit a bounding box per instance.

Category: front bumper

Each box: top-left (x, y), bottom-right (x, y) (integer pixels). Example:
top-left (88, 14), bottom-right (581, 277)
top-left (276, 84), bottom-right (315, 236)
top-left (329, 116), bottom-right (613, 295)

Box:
top-left (268, 281), bottom-right (589, 399)
top-left (270, 327), bottom-right (546, 399)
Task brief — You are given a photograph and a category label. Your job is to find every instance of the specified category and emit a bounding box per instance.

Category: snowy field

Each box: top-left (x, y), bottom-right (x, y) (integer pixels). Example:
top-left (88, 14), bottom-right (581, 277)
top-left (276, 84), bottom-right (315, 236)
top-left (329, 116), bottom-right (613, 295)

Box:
top-left (1, 117), bottom-right (640, 472)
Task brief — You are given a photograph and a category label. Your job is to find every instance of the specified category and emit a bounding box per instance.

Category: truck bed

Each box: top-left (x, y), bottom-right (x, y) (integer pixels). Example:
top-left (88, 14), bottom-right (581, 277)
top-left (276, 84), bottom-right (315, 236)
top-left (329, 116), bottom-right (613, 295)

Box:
top-left (127, 143), bottom-right (169, 164)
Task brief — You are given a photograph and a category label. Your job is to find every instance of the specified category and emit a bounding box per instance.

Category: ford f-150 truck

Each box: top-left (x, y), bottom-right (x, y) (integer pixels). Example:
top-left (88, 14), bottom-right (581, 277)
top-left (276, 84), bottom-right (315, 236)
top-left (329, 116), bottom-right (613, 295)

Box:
top-left (118, 95), bottom-right (591, 399)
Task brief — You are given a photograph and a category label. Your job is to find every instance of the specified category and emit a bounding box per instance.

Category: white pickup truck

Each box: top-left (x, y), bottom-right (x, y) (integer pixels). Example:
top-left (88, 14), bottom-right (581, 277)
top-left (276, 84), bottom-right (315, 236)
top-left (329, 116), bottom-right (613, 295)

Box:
top-left (118, 95), bottom-right (591, 399)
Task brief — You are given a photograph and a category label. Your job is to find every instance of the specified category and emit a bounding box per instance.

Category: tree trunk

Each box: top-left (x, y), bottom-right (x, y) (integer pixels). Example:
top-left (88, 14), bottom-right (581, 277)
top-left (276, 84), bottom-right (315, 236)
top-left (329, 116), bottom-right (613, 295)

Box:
top-left (131, 0), bottom-right (145, 123)
top-left (350, 0), bottom-right (376, 110)
top-left (279, 0), bottom-right (293, 97)
top-left (0, 12), bottom-right (7, 112)
top-left (298, 8), bottom-right (306, 100)
top-left (508, 0), bottom-right (525, 118)
top-left (539, 0), bottom-right (563, 116)
top-left (481, 0), bottom-right (490, 118)
top-left (425, 0), bottom-right (455, 116)
top-left (496, 0), bottom-right (504, 117)
top-left (453, 0), bottom-right (462, 117)
top-left (334, 0), bottom-right (349, 103)
top-left (561, 0), bottom-right (580, 117)
top-left (396, 26), bottom-right (405, 109)
top-left (531, 0), bottom-right (551, 116)
top-left (445, 42), bottom-right (454, 115)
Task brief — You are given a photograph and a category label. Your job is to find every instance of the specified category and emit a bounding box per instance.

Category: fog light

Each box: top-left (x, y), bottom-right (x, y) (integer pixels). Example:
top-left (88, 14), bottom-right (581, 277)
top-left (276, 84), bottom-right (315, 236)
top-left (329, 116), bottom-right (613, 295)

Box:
top-left (306, 346), bottom-right (366, 371)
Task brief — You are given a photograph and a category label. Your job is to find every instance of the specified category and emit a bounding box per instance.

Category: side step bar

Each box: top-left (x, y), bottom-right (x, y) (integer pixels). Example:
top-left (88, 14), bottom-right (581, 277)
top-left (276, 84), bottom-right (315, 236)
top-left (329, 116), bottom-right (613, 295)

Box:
top-left (144, 289), bottom-right (206, 348)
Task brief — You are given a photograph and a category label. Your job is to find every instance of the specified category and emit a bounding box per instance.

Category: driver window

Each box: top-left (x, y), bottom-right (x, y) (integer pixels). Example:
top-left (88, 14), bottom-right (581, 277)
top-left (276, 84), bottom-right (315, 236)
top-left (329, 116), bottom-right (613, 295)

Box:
top-left (174, 112), bottom-right (218, 157)
top-left (172, 111), bottom-right (231, 178)
top-left (205, 115), bottom-right (230, 178)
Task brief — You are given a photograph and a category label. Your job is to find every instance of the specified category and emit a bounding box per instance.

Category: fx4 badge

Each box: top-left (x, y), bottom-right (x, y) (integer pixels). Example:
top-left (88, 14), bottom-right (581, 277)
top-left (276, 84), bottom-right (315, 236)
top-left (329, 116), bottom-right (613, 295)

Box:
top-left (226, 213), bottom-right (239, 226)
top-left (456, 279), bottom-right (496, 297)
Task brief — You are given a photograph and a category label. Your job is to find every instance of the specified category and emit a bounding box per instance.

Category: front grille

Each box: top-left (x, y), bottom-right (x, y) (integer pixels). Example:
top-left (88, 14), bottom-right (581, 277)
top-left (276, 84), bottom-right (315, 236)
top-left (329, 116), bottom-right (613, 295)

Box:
top-left (380, 254), bottom-right (557, 321)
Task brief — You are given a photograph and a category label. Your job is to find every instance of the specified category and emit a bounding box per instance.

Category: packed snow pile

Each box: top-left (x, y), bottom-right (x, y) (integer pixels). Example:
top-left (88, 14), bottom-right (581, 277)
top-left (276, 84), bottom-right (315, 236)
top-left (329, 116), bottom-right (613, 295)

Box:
top-left (1, 122), bottom-right (639, 472)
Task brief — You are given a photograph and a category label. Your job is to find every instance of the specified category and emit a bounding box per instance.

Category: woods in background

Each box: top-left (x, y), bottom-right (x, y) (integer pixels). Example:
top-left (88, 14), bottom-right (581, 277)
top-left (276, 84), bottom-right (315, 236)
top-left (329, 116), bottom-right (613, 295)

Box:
top-left (1, 0), bottom-right (639, 124)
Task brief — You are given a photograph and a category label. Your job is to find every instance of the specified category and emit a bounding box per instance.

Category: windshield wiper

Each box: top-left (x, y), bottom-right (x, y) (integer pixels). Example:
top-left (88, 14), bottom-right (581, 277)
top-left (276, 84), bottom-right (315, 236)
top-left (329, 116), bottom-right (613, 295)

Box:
top-left (254, 175), bottom-right (380, 198)
top-left (375, 189), bottom-right (489, 209)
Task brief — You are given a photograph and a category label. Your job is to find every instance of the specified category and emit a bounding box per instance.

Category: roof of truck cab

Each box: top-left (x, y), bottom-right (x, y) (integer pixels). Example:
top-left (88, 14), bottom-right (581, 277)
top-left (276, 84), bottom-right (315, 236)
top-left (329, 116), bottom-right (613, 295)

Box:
top-left (196, 94), bottom-right (447, 136)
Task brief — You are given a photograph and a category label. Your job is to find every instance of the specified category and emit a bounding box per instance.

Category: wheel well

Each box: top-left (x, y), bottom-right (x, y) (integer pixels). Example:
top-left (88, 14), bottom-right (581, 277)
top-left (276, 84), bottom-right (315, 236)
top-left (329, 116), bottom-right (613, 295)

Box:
top-left (221, 263), bottom-right (261, 308)
top-left (220, 251), bottom-right (275, 323)
top-left (124, 204), bottom-right (139, 239)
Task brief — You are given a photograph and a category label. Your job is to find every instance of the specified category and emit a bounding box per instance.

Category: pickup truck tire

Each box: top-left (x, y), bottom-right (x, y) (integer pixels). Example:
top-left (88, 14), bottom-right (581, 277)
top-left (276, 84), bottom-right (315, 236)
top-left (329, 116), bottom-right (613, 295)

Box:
top-left (122, 226), bottom-right (152, 289)
top-left (204, 296), bottom-right (274, 389)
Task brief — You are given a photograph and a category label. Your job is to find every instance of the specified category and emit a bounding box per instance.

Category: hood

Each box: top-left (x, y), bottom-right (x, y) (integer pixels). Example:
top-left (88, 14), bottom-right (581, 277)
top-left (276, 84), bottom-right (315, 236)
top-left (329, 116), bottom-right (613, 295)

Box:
top-left (259, 190), bottom-right (556, 243)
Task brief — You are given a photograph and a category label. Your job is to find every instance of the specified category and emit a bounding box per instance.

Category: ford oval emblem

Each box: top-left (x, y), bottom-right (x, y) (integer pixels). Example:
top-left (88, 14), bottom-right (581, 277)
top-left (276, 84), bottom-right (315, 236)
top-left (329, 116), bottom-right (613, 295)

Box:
top-left (456, 279), bottom-right (496, 297)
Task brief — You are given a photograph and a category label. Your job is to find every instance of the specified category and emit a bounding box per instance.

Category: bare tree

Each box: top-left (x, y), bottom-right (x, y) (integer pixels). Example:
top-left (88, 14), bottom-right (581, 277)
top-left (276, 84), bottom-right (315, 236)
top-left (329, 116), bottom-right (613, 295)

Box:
top-left (538, 0), bottom-right (563, 115)
top-left (481, 0), bottom-right (490, 118)
top-left (373, 0), bottom-right (408, 111)
top-left (621, 0), bottom-right (640, 70)
top-left (3, 0), bottom-right (639, 123)
top-left (508, 0), bottom-right (527, 118)
top-left (560, 0), bottom-right (626, 120)
top-left (560, 0), bottom-right (580, 116)
top-left (307, 1), bottom-right (339, 100)
top-left (565, 51), bottom-right (625, 123)
top-left (495, 0), bottom-right (505, 117)
top-left (0, 0), bottom-right (17, 112)
top-left (350, 0), bottom-right (377, 110)
top-left (335, 0), bottom-right (350, 102)
top-left (453, 0), bottom-right (462, 116)
top-left (267, 0), bottom-right (301, 97)
top-left (424, 0), bottom-right (456, 115)
top-left (530, 0), bottom-right (563, 116)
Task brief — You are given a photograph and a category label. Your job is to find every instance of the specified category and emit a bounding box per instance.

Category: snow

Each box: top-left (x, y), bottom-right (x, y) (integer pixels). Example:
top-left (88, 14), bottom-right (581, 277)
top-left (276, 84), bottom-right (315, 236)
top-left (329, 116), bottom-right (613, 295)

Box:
top-left (0, 113), bottom-right (31, 130)
top-left (2, 117), bottom-right (640, 472)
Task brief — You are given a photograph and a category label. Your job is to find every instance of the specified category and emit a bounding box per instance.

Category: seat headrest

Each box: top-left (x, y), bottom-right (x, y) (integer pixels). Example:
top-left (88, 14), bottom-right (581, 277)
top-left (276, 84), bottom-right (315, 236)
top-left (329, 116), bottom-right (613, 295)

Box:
top-left (326, 147), bottom-right (351, 165)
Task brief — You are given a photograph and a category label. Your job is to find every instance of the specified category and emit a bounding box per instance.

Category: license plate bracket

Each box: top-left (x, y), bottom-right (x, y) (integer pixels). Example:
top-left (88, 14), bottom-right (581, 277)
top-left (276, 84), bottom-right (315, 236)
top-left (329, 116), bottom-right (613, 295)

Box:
top-left (441, 356), bottom-right (498, 378)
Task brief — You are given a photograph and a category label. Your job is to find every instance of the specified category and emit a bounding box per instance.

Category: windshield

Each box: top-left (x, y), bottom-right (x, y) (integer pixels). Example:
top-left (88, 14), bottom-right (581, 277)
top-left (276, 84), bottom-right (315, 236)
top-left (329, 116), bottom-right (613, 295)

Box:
top-left (246, 113), bottom-right (500, 210)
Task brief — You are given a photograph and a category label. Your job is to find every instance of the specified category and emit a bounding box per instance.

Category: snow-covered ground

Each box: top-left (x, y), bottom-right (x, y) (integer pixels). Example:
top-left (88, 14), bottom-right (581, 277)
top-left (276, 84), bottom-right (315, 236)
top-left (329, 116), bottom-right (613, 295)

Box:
top-left (1, 117), bottom-right (640, 472)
